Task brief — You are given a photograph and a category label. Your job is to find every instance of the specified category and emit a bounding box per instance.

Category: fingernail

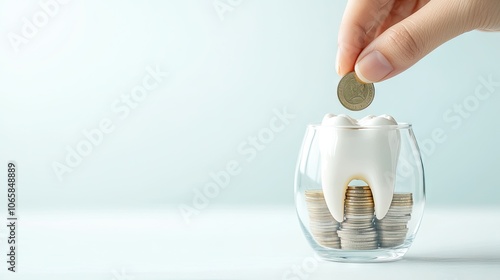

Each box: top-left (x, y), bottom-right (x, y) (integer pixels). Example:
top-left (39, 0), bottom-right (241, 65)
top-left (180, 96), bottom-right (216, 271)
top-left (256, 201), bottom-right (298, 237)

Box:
top-left (355, 51), bottom-right (393, 83)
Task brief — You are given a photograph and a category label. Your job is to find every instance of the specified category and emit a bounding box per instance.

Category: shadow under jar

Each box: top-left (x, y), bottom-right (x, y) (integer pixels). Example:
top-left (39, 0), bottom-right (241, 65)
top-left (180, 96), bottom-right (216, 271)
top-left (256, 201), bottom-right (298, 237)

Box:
top-left (294, 123), bottom-right (425, 262)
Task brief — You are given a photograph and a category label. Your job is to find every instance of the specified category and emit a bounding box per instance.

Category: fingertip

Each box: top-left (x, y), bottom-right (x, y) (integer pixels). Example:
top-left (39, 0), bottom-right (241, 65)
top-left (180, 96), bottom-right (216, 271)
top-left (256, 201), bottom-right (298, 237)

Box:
top-left (335, 48), bottom-right (341, 75)
top-left (335, 47), bottom-right (351, 77)
top-left (336, 43), bottom-right (360, 77)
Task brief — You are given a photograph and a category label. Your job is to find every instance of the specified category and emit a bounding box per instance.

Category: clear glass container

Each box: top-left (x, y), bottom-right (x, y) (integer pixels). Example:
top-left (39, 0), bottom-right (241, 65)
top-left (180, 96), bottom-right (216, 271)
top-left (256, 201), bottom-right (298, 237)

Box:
top-left (294, 123), bottom-right (425, 262)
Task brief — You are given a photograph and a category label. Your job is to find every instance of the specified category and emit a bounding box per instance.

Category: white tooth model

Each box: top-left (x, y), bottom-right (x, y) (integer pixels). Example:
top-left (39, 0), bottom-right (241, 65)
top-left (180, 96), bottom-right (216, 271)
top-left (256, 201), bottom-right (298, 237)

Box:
top-left (319, 114), bottom-right (401, 222)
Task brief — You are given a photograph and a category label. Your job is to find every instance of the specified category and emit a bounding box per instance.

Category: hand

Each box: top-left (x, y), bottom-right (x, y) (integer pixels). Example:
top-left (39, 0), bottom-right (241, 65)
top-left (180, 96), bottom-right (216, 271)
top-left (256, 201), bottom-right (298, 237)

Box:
top-left (336, 0), bottom-right (500, 83)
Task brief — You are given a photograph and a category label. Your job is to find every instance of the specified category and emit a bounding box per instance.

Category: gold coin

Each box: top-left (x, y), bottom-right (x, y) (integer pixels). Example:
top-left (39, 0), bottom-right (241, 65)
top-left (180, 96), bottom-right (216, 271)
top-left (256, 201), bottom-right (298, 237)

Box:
top-left (337, 72), bottom-right (375, 111)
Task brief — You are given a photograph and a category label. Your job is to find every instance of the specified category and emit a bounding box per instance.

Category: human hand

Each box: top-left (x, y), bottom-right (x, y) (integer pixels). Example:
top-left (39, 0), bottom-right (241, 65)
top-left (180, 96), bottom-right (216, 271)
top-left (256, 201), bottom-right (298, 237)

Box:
top-left (336, 0), bottom-right (500, 83)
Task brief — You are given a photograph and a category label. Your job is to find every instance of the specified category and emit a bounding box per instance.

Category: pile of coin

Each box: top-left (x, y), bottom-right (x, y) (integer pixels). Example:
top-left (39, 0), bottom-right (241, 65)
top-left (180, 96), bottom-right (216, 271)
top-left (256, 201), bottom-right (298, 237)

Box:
top-left (337, 186), bottom-right (378, 250)
top-left (304, 188), bottom-right (414, 250)
top-left (305, 190), bottom-right (340, 249)
top-left (375, 193), bottom-right (413, 247)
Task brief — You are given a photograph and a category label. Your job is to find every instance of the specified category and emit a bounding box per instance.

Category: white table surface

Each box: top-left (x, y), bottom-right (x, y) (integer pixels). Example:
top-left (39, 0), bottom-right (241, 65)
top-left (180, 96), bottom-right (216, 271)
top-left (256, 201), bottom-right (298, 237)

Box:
top-left (1, 206), bottom-right (499, 280)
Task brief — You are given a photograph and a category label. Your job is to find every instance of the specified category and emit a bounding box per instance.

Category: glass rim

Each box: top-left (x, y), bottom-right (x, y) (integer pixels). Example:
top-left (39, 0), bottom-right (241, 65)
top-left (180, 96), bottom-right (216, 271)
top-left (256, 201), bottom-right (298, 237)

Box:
top-left (307, 123), bottom-right (412, 130)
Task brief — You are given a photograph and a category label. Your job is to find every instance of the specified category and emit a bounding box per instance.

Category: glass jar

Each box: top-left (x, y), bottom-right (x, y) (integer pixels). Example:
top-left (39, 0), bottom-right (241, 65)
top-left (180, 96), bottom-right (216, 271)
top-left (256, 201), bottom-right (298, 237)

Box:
top-left (294, 123), bottom-right (425, 262)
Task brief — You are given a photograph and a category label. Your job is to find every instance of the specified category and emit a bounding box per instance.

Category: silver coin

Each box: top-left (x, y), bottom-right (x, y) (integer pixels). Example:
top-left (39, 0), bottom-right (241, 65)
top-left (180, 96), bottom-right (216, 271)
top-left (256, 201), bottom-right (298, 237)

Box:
top-left (337, 226), bottom-right (377, 233)
top-left (338, 228), bottom-right (376, 233)
top-left (345, 204), bottom-right (375, 207)
top-left (376, 225), bottom-right (408, 231)
top-left (317, 236), bottom-right (340, 241)
top-left (344, 218), bottom-right (374, 222)
top-left (338, 228), bottom-right (377, 234)
top-left (340, 242), bottom-right (378, 248)
top-left (341, 224), bottom-right (374, 229)
top-left (344, 217), bottom-right (375, 221)
top-left (345, 211), bottom-right (375, 216)
top-left (387, 206), bottom-right (413, 210)
top-left (338, 236), bottom-right (378, 242)
top-left (379, 238), bottom-right (405, 242)
top-left (383, 215), bottom-right (411, 219)
top-left (376, 222), bottom-right (407, 226)
top-left (345, 201), bottom-right (375, 205)
top-left (391, 196), bottom-right (413, 200)
top-left (345, 206), bottom-right (374, 210)
top-left (390, 198), bottom-right (413, 202)
top-left (378, 232), bottom-right (407, 237)
top-left (390, 202), bottom-right (413, 206)
top-left (345, 204), bottom-right (375, 208)
top-left (378, 234), bottom-right (408, 239)
top-left (338, 233), bottom-right (377, 239)
top-left (340, 239), bottom-right (378, 244)
top-left (341, 221), bottom-right (374, 226)
top-left (385, 210), bottom-right (412, 215)
top-left (345, 209), bottom-right (374, 213)
top-left (378, 215), bottom-right (411, 220)
top-left (341, 246), bottom-right (378, 250)
top-left (379, 243), bottom-right (404, 248)
top-left (392, 193), bottom-right (413, 198)
top-left (341, 220), bottom-right (374, 225)
top-left (313, 236), bottom-right (341, 242)
top-left (338, 227), bottom-right (376, 232)
top-left (389, 207), bottom-right (412, 211)
top-left (378, 217), bottom-right (411, 222)
top-left (379, 237), bottom-right (407, 242)
top-left (384, 211), bottom-right (412, 216)
top-left (341, 242), bottom-right (378, 247)
top-left (345, 206), bottom-right (374, 209)
top-left (377, 221), bottom-right (409, 225)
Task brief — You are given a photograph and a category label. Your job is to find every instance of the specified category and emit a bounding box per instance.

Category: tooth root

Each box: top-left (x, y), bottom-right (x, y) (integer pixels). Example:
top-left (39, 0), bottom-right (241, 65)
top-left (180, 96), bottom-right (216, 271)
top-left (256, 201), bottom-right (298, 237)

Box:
top-left (366, 168), bottom-right (395, 220)
top-left (322, 164), bottom-right (351, 222)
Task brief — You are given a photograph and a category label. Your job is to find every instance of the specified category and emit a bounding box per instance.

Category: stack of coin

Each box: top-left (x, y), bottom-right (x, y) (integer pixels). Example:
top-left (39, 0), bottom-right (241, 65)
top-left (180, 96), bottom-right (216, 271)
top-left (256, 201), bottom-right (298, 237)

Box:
top-left (305, 190), bottom-right (341, 249)
top-left (376, 193), bottom-right (413, 248)
top-left (337, 186), bottom-right (378, 250)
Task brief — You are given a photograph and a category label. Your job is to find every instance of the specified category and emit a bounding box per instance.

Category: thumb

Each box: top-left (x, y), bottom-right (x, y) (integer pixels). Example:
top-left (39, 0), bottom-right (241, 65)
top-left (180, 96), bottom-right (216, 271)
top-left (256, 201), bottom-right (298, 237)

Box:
top-left (354, 0), bottom-right (476, 83)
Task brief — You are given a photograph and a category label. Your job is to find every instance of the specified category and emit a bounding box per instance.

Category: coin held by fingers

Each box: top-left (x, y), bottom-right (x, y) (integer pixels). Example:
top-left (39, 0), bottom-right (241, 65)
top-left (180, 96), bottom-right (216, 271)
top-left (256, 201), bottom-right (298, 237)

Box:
top-left (337, 72), bottom-right (375, 111)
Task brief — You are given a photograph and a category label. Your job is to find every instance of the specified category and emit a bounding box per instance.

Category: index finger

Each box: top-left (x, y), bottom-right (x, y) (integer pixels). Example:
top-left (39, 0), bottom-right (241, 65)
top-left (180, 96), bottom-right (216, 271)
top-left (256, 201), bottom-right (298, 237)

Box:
top-left (337, 0), bottom-right (395, 76)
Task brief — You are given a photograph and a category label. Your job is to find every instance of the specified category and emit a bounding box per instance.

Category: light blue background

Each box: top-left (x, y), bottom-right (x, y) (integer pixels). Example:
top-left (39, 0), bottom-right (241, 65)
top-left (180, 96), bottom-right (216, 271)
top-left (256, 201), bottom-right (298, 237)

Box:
top-left (0, 0), bottom-right (499, 213)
